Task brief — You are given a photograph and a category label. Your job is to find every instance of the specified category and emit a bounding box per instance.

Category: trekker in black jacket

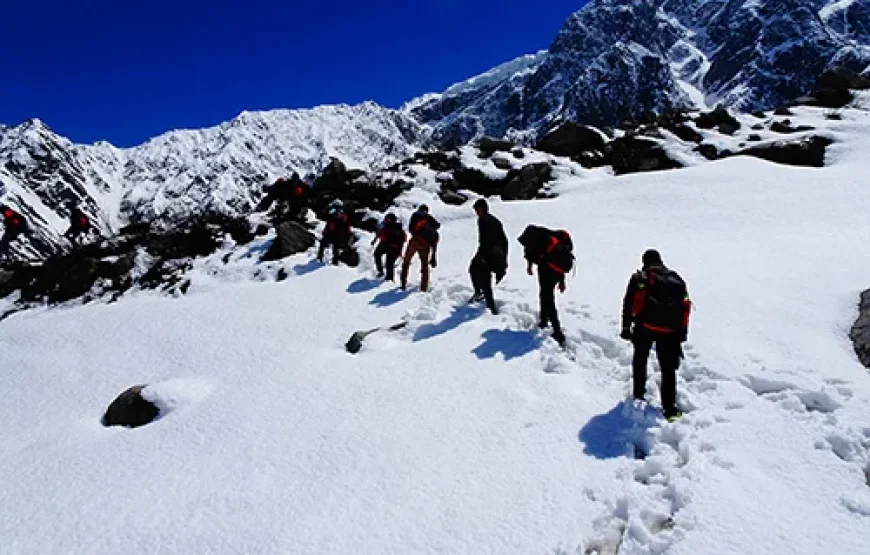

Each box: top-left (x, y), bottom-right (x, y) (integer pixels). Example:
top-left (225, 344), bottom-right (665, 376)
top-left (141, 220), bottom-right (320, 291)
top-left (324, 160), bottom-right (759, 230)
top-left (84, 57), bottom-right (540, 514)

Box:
top-left (620, 249), bottom-right (692, 421)
top-left (518, 224), bottom-right (574, 347)
top-left (469, 199), bottom-right (508, 314)
top-left (371, 213), bottom-right (406, 281)
top-left (317, 200), bottom-right (352, 265)
top-left (0, 204), bottom-right (27, 260)
top-left (64, 203), bottom-right (94, 247)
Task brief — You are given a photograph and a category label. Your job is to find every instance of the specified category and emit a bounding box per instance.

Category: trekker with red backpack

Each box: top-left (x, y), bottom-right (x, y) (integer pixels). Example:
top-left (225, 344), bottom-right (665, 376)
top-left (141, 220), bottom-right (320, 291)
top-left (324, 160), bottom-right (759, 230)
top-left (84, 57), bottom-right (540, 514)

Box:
top-left (400, 204), bottom-right (440, 292)
top-left (64, 203), bottom-right (94, 247)
top-left (317, 200), bottom-right (352, 265)
top-left (620, 249), bottom-right (692, 421)
top-left (518, 225), bottom-right (574, 347)
top-left (0, 203), bottom-right (28, 260)
top-left (371, 212), bottom-right (406, 281)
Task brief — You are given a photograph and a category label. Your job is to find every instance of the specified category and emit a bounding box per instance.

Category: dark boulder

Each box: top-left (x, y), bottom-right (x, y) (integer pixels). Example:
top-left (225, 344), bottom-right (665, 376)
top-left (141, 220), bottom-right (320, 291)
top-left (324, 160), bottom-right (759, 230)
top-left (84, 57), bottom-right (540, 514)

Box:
top-left (695, 144), bottom-right (724, 161)
top-left (770, 120), bottom-right (815, 134)
top-left (439, 188), bottom-right (468, 206)
top-left (511, 147), bottom-right (525, 159)
top-left (669, 124), bottom-right (704, 143)
top-left (477, 137), bottom-right (515, 157)
top-left (850, 289), bottom-right (870, 369)
top-left (738, 136), bottom-right (833, 168)
top-left (748, 134), bottom-right (762, 142)
top-left (452, 168), bottom-right (506, 197)
top-left (536, 122), bottom-right (606, 158)
top-left (605, 137), bottom-right (683, 175)
top-left (694, 108), bottom-right (741, 135)
top-left (102, 385), bottom-right (160, 428)
top-left (809, 67), bottom-right (870, 109)
top-left (491, 156), bottom-right (513, 170)
top-left (501, 163), bottom-right (553, 201)
top-left (262, 221), bottom-right (316, 262)
top-left (412, 151), bottom-right (463, 173)
top-left (774, 106), bottom-right (793, 116)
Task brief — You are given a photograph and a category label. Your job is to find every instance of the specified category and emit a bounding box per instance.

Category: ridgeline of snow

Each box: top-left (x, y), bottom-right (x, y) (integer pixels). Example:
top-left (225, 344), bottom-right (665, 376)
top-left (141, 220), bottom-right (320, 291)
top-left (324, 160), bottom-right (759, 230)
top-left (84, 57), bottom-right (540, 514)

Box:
top-left (0, 103), bottom-right (424, 243)
top-left (406, 0), bottom-right (870, 143)
top-left (1, 100), bottom-right (870, 553)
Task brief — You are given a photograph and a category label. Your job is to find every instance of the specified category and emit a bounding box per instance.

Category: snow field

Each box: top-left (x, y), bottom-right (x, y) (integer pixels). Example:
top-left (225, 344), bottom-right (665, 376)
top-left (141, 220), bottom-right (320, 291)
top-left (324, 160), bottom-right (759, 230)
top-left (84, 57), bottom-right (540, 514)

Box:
top-left (2, 104), bottom-right (870, 553)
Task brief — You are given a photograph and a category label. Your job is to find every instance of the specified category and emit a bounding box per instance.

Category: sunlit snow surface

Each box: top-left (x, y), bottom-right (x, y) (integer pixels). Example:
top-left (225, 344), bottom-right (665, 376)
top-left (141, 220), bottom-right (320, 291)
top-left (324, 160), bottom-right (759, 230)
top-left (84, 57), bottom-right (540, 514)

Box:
top-left (2, 102), bottom-right (870, 553)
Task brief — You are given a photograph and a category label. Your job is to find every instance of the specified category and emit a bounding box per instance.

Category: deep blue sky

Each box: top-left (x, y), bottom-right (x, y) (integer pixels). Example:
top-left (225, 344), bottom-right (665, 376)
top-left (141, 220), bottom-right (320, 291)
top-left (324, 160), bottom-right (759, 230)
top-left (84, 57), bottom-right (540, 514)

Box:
top-left (2, 1), bottom-right (584, 147)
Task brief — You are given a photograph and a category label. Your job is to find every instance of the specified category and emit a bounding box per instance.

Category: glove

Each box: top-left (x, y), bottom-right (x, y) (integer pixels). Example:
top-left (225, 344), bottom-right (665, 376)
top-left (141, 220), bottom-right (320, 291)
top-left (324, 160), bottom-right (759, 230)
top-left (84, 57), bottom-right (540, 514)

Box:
top-left (680, 329), bottom-right (688, 343)
top-left (620, 328), bottom-right (633, 341)
top-left (495, 269), bottom-right (506, 284)
top-left (558, 281), bottom-right (566, 293)
top-left (430, 256), bottom-right (438, 268)
top-left (527, 264), bottom-right (534, 276)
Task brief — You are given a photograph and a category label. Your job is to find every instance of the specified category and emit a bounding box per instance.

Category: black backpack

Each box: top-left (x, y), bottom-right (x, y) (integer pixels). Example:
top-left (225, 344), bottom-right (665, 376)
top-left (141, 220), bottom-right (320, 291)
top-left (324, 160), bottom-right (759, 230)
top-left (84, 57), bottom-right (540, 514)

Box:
top-left (638, 268), bottom-right (689, 332)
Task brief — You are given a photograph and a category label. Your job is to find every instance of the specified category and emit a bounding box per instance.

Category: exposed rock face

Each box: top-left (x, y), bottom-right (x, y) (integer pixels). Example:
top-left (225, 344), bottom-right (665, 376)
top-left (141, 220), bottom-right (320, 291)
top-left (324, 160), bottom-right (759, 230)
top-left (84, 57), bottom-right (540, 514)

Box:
top-left (739, 136), bottom-right (833, 168)
top-left (102, 385), bottom-right (160, 428)
top-left (406, 0), bottom-right (870, 144)
top-left (535, 123), bottom-right (607, 158)
top-left (262, 222), bottom-right (316, 262)
top-left (850, 289), bottom-right (870, 369)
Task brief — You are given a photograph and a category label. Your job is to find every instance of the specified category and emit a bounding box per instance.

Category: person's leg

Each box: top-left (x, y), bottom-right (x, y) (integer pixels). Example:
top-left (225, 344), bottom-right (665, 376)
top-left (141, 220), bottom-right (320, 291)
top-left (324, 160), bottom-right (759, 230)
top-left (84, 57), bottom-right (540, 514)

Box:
top-left (632, 331), bottom-right (654, 402)
top-left (481, 265), bottom-right (496, 313)
top-left (374, 243), bottom-right (386, 275)
top-left (418, 243), bottom-right (431, 292)
top-left (400, 239), bottom-right (419, 289)
top-left (385, 248), bottom-right (399, 281)
top-left (655, 337), bottom-right (682, 415)
top-left (317, 234), bottom-right (329, 261)
top-left (537, 268), bottom-right (550, 327)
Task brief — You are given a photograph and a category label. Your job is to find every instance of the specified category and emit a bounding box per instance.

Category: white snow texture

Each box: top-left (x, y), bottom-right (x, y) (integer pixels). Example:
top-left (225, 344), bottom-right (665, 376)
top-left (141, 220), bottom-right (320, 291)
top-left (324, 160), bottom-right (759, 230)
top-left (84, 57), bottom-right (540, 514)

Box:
top-left (2, 99), bottom-right (870, 554)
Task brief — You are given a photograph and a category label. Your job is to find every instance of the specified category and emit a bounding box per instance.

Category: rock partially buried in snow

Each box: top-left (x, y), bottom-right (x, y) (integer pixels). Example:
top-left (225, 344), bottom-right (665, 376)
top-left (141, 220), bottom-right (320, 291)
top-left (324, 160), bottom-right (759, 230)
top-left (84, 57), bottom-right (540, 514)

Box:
top-left (535, 122), bottom-right (606, 158)
top-left (738, 136), bottom-right (833, 168)
top-left (262, 221), bottom-right (316, 262)
top-left (850, 289), bottom-right (870, 369)
top-left (102, 385), bottom-right (160, 428)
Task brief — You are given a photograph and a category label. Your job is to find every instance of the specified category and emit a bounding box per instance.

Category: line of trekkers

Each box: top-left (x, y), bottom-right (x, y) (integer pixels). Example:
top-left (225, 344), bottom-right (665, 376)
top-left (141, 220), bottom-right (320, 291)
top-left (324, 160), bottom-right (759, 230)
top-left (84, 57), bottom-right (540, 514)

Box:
top-left (0, 201), bottom-right (97, 260)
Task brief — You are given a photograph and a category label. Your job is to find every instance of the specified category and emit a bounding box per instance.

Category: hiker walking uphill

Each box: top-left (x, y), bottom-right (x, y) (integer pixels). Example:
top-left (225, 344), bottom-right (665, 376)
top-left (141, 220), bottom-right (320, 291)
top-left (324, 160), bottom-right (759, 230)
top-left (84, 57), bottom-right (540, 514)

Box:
top-left (469, 199), bottom-right (507, 315)
top-left (518, 225), bottom-right (574, 347)
top-left (371, 213), bottom-right (406, 281)
top-left (621, 249), bottom-right (692, 421)
top-left (257, 173), bottom-right (310, 222)
top-left (0, 204), bottom-right (27, 260)
top-left (401, 204), bottom-right (439, 292)
top-left (64, 203), bottom-right (94, 247)
top-left (317, 200), bottom-right (352, 265)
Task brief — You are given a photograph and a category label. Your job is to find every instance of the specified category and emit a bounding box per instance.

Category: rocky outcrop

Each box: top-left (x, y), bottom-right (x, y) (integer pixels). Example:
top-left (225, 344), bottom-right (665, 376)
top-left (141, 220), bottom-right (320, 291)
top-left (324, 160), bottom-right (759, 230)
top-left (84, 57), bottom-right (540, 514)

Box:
top-left (739, 136), bottom-right (833, 168)
top-left (502, 163), bottom-right (554, 200)
top-left (606, 136), bottom-right (683, 175)
top-left (535, 122), bottom-right (607, 158)
top-left (101, 385), bottom-right (160, 428)
top-left (262, 222), bottom-right (316, 262)
top-left (850, 289), bottom-right (870, 369)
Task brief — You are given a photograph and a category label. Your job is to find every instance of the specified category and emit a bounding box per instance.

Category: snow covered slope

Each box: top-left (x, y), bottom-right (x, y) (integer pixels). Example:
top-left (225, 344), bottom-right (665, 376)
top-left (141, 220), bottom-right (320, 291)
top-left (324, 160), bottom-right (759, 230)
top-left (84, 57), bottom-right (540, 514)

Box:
top-left (408, 0), bottom-right (870, 143)
top-left (0, 103), bottom-right (424, 256)
top-left (2, 99), bottom-right (869, 554)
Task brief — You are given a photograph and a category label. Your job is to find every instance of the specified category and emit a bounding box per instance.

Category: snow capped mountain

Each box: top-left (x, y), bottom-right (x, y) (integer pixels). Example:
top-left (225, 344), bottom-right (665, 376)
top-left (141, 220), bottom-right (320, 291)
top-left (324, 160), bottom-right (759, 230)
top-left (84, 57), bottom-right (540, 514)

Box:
top-left (407, 0), bottom-right (870, 143)
top-left (0, 103), bottom-right (424, 256)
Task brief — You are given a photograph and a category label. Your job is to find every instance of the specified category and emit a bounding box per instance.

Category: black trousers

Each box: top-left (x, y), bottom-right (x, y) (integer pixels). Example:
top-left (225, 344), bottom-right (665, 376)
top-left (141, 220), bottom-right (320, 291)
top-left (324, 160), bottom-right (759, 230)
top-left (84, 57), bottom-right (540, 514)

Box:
top-left (318, 234), bottom-right (347, 264)
top-left (374, 243), bottom-right (400, 280)
top-left (632, 329), bottom-right (682, 412)
top-left (537, 265), bottom-right (562, 333)
top-left (469, 255), bottom-right (495, 310)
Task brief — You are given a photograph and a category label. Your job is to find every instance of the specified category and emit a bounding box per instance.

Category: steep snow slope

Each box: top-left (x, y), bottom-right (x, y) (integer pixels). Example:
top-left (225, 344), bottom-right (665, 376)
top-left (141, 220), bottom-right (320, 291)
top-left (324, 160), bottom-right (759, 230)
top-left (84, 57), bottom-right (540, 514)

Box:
top-left (0, 103), bottom-right (424, 256)
top-left (2, 100), bottom-right (869, 553)
top-left (408, 0), bottom-right (870, 143)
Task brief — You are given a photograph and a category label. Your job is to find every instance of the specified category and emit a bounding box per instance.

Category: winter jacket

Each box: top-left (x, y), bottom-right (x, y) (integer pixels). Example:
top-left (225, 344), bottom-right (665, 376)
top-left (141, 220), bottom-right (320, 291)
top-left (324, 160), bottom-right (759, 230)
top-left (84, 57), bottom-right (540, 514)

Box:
top-left (409, 212), bottom-right (440, 246)
top-left (476, 213), bottom-right (508, 269)
top-left (621, 264), bottom-right (691, 338)
top-left (69, 208), bottom-right (91, 232)
top-left (377, 221), bottom-right (406, 249)
top-left (2, 208), bottom-right (27, 233)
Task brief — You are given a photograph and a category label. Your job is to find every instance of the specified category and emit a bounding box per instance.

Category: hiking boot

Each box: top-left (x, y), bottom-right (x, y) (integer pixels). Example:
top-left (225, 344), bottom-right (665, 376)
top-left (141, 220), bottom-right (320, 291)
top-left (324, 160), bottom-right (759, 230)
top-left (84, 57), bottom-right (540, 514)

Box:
top-left (663, 408), bottom-right (683, 422)
top-left (487, 301), bottom-right (498, 315)
top-left (376, 271), bottom-right (385, 278)
top-left (538, 320), bottom-right (549, 329)
top-left (469, 291), bottom-right (485, 303)
top-left (552, 330), bottom-right (566, 347)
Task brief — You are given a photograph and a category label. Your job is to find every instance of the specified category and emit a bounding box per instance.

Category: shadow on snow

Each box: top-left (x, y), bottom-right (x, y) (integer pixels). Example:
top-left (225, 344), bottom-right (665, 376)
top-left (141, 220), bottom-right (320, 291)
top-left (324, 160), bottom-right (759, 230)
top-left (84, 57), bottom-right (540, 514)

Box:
top-left (292, 259), bottom-right (325, 276)
top-left (347, 278), bottom-right (382, 294)
top-left (578, 400), bottom-right (659, 460)
top-left (370, 288), bottom-right (411, 308)
top-left (472, 329), bottom-right (543, 361)
top-left (413, 303), bottom-right (485, 342)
